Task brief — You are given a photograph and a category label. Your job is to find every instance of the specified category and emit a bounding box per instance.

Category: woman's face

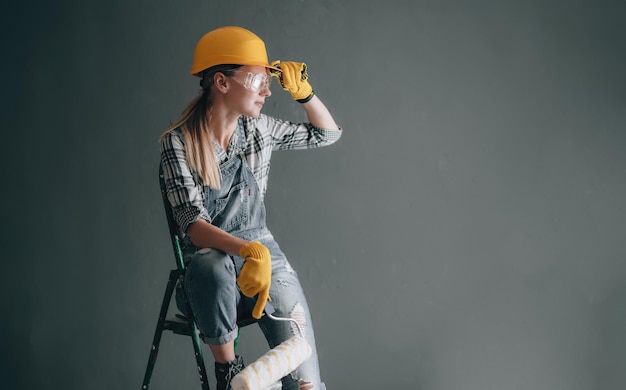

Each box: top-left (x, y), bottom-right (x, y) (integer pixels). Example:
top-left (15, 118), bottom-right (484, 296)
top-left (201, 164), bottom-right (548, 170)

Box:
top-left (224, 65), bottom-right (272, 118)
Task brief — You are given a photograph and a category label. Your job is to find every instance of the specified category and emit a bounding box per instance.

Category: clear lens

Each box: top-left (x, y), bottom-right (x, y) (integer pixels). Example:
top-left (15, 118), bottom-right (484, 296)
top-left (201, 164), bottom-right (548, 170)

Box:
top-left (238, 71), bottom-right (271, 92)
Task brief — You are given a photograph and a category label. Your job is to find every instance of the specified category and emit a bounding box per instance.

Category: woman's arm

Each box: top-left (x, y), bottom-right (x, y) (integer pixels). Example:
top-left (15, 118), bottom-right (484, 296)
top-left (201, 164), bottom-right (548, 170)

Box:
top-left (187, 219), bottom-right (248, 256)
top-left (300, 94), bottom-right (340, 130)
top-left (270, 60), bottom-right (341, 131)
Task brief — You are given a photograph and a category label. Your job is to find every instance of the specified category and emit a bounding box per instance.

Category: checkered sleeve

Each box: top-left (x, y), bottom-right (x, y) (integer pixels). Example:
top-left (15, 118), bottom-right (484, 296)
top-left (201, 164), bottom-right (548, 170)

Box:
top-left (160, 129), bottom-right (211, 235)
top-left (256, 114), bottom-right (342, 151)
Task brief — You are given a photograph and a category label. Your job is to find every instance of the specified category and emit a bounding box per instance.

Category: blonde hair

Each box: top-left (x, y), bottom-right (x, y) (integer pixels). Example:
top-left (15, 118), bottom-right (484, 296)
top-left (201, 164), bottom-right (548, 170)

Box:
top-left (161, 65), bottom-right (240, 189)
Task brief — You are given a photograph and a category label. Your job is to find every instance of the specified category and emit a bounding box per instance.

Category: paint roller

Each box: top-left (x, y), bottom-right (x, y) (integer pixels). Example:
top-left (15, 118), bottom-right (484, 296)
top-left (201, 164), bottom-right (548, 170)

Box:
top-left (230, 302), bottom-right (312, 390)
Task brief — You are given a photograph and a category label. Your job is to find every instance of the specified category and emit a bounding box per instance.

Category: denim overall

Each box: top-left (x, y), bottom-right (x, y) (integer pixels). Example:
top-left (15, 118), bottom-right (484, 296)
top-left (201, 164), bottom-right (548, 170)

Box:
top-left (178, 125), bottom-right (323, 389)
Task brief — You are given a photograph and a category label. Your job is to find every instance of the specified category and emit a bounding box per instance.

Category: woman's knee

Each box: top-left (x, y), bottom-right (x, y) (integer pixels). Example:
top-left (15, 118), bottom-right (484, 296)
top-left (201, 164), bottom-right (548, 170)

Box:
top-left (187, 248), bottom-right (236, 283)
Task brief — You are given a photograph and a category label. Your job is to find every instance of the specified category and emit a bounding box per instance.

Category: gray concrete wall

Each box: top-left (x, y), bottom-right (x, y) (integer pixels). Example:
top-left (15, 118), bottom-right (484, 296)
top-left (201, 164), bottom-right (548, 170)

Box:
top-left (2, 0), bottom-right (625, 389)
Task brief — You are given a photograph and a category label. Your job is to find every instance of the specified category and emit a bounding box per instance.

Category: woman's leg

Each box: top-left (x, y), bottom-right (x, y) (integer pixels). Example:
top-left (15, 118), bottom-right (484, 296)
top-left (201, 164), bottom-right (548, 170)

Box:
top-left (208, 341), bottom-right (236, 364)
top-left (182, 248), bottom-right (241, 354)
top-left (257, 239), bottom-right (324, 390)
top-left (182, 248), bottom-right (248, 390)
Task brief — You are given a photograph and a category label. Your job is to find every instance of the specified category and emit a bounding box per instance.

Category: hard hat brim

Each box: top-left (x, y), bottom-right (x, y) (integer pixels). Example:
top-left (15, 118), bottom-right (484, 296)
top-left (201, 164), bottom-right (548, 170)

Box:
top-left (191, 62), bottom-right (281, 77)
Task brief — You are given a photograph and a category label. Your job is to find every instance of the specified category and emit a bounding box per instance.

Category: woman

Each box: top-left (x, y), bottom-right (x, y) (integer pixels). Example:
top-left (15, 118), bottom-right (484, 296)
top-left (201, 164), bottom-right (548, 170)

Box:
top-left (160, 26), bottom-right (341, 390)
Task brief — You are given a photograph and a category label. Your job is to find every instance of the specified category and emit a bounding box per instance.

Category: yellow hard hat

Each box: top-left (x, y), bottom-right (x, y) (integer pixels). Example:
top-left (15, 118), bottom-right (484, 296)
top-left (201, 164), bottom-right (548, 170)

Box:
top-left (190, 26), bottom-right (279, 77)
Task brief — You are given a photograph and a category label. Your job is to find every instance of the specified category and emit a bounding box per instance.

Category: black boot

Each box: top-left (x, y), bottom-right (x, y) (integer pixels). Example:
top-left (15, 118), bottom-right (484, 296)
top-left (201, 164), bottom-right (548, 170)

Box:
top-left (215, 355), bottom-right (245, 390)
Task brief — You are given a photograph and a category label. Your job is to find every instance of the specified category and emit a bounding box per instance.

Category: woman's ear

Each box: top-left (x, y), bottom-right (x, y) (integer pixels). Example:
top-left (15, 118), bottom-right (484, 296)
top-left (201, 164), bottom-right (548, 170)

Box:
top-left (214, 72), bottom-right (229, 92)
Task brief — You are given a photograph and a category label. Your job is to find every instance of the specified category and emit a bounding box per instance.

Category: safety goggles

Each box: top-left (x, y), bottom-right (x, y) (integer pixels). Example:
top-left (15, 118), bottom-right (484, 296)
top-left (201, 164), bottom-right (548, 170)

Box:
top-left (230, 70), bottom-right (272, 92)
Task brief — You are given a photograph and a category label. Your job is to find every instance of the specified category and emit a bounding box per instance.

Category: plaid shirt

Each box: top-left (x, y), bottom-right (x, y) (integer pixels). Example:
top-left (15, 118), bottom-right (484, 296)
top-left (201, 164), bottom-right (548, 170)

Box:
top-left (160, 113), bottom-right (342, 236)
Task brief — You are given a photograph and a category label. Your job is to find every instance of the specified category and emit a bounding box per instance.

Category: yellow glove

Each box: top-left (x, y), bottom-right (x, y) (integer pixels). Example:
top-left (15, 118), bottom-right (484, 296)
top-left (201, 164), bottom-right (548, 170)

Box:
top-left (238, 241), bottom-right (272, 319)
top-left (270, 60), bottom-right (314, 102)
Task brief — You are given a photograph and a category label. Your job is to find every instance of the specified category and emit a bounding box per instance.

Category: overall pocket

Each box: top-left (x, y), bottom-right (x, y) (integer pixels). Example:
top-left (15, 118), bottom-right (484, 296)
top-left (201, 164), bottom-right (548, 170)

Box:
top-left (209, 180), bottom-right (250, 232)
